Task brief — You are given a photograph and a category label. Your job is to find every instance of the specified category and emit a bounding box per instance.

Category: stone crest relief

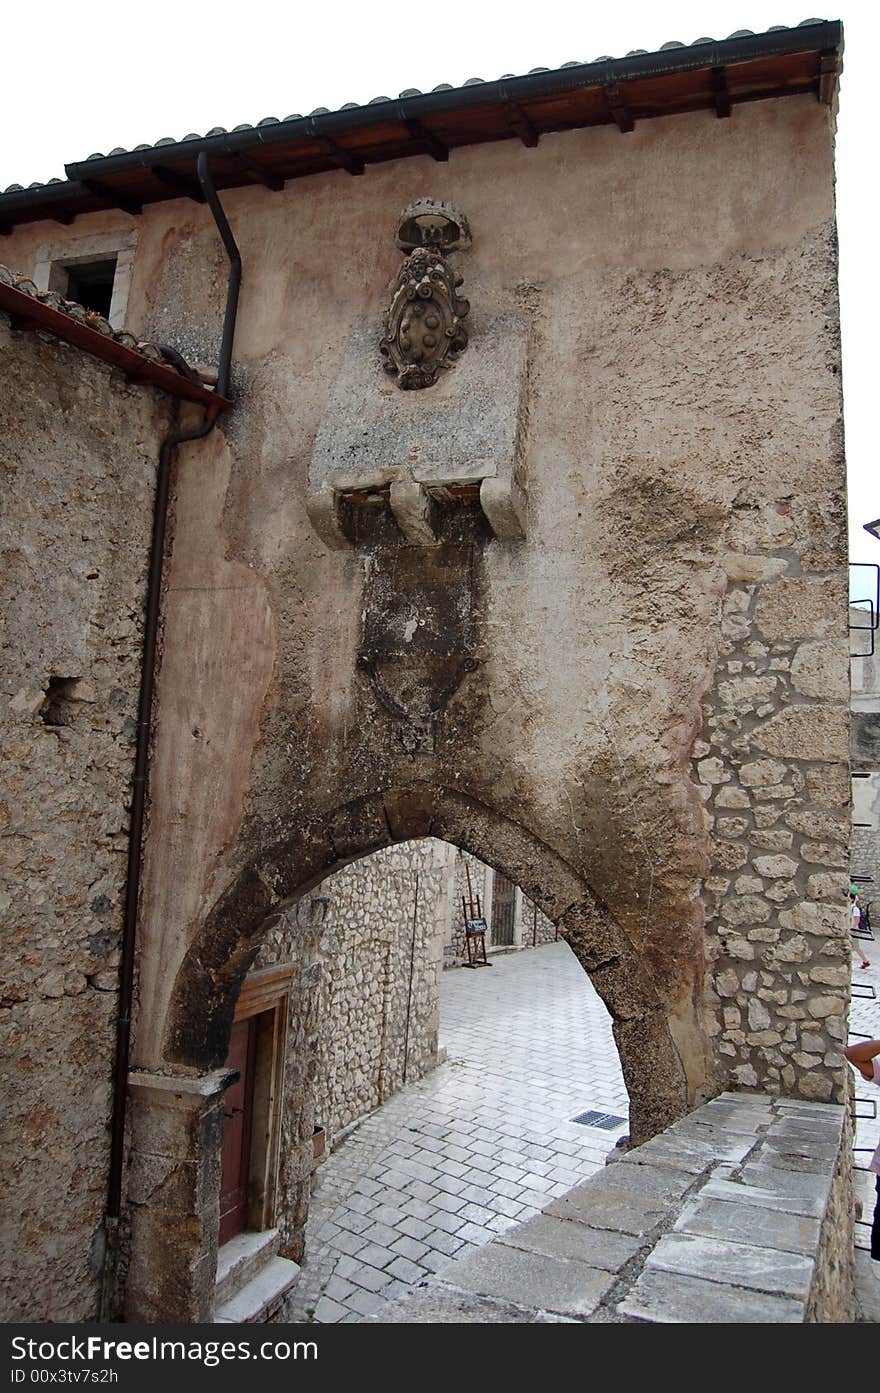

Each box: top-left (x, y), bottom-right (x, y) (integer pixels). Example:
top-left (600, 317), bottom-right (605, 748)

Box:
top-left (379, 199), bottom-right (470, 390)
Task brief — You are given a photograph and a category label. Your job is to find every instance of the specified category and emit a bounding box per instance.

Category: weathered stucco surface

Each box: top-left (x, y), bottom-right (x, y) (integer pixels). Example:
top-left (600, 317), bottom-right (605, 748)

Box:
top-left (0, 315), bottom-right (176, 1320)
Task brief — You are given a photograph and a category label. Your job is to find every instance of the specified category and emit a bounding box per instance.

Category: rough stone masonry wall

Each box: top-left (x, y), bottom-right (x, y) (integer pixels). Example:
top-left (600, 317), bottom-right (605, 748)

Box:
top-left (700, 540), bottom-right (851, 1102)
top-left (257, 837), bottom-right (447, 1140)
top-left (310, 839), bottom-right (448, 1136)
top-left (0, 313), bottom-right (176, 1320)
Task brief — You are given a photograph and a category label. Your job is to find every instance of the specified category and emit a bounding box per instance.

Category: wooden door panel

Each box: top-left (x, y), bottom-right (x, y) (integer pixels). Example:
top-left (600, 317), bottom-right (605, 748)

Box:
top-left (219, 1017), bottom-right (256, 1245)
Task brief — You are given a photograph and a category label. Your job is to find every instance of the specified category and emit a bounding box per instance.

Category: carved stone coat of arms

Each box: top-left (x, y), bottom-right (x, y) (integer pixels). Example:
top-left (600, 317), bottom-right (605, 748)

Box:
top-left (379, 199), bottom-right (470, 390)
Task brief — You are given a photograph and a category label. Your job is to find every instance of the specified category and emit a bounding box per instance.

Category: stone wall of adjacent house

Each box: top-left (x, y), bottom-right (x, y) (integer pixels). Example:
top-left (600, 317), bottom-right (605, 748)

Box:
top-left (258, 839), bottom-right (447, 1130)
top-left (0, 313), bottom-right (176, 1320)
top-left (311, 839), bottom-right (448, 1135)
top-left (700, 547), bottom-right (851, 1104)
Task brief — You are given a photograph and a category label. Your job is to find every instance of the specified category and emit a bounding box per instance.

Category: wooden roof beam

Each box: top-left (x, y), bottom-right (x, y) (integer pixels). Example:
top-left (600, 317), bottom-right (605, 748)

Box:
top-left (236, 159), bottom-right (285, 193)
top-left (818, 50), bottom-right (841, 105)
top-left (502, 102), bottom-right (539, 148)
top-left (149, 165), bottom-right (206, 203)
top-left (307, 121), bottom-right (365, 175)
top-left (604, 84), bottom-right (634, 134)
top-left (80, 179), bottom-right (142, 217)
top-left (403, 116), bottom-right (449, 162)
top-left (711, 66), bottom-right (731, 119)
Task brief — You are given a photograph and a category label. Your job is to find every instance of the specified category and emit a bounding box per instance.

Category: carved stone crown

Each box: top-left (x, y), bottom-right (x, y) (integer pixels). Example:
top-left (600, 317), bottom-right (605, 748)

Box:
top-left (395, 199), bottom-right (472, 252)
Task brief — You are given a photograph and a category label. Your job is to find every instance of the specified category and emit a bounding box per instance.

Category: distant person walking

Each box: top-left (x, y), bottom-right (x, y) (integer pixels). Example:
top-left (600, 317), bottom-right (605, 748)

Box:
top-left (851, 891), bottom-right (871, 970)
top-left (844, 1039), bottom-right (880, 1277)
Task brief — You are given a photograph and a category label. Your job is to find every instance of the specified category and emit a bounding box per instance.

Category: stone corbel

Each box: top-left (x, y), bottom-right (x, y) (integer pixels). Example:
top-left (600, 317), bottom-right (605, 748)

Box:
top-left (480, 475), bottom-right (527, 542)
top-left (389, 479), bottom-right (438, 544)
top-left (306, 485), bottom-right (349, 551)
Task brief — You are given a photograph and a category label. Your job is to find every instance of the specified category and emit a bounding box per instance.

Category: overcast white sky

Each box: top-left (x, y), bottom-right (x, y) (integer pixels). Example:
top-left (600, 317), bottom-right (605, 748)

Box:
top-left (1, 1), bottom-right (876, 580)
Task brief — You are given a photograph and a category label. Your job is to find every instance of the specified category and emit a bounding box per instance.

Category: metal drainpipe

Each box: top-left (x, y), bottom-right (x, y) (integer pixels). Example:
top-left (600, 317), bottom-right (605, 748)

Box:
top-left (100, 154), bottom-right (241, 1320)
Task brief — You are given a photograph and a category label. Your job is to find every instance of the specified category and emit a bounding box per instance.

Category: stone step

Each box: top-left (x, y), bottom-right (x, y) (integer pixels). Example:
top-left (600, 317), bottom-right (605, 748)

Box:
top-left (215, 1228), bottom-right (281, 1307)
top-left (214, 1256), bottom-right (301, 1323)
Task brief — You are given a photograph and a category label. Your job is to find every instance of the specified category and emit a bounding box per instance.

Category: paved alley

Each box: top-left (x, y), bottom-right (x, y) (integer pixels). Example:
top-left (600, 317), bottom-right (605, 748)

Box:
top-left (288, 941), bottom-right (628, 1322)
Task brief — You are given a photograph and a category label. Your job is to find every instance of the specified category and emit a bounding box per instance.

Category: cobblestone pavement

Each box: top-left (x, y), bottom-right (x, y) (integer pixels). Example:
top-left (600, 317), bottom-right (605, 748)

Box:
top-left (288, 941), bottom-right (628, 1322)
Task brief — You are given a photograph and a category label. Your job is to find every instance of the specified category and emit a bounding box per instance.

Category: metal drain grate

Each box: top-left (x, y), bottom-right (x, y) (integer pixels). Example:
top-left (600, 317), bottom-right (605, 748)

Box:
top-left (572, 1109), bottom-right (626, 1130)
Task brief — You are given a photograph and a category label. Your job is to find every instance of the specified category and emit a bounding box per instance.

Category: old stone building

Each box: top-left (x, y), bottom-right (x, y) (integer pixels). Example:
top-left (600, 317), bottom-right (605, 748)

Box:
top-left (0, 19), bottom-right (858, 1322)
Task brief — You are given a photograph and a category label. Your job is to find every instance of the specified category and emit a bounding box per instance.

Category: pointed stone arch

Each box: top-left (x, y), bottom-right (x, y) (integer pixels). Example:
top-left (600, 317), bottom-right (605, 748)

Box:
top-left (165, 782), bottom-right (687, 1144)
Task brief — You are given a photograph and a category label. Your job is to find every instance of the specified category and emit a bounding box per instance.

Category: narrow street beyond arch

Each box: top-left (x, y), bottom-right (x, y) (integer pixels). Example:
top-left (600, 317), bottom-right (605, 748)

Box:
top-left (289, 942), bottom-right (628, 1322)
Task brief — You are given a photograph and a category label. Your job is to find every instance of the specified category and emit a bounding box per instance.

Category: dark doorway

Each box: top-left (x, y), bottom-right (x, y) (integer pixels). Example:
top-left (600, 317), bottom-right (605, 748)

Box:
top-left (491, 871), bottom-right (516, 946)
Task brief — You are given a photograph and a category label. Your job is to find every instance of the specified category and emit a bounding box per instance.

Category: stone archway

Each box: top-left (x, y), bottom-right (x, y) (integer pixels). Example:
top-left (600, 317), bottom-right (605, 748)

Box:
top-left (124, 783), bottom-right (693, 1320)
top-left (165, 784), bottom-right (688, 1144)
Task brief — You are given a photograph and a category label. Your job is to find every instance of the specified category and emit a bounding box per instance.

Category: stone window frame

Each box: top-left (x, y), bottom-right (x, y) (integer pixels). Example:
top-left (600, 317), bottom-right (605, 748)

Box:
top-left (228, 963), bottom-right (293, 1238)
top-left (33, 229), bottom-right (138, 332)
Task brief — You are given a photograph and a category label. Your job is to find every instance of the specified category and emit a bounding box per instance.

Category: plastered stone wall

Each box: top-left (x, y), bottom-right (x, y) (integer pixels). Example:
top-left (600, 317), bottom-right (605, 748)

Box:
top-left (0, 313), bottom-right (176, 1320)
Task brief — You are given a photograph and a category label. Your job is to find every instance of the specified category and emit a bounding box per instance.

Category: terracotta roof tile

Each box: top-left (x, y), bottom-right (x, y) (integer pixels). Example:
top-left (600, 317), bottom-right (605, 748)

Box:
top-left (0, 262), bottom-right (210, 383)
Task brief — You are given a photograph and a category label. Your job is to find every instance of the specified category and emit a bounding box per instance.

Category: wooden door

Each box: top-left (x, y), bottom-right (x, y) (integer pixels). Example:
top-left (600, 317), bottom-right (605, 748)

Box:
top-left (219, 1016), bottom-right (257, 1246)
top-left (491, 872), bottom-right (517, 946)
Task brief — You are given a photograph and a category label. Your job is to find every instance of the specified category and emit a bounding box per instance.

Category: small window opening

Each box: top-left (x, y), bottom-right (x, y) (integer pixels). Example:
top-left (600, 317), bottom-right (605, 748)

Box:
top-left (63, 258), bottom-right (117, 318)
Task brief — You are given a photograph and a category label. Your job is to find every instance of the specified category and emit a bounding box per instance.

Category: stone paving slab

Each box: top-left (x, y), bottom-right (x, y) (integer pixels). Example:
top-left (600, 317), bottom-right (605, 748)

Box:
top-left (672, 1196), bottom-right (820, 1254)
top-left (622, 1132), bottom-right (754, 1173)
top-left (438, 1242), bottom-right (617, 1318)
top-left (733, 1162), bottom-right (833, 1202)
top-left (544, 1188), bottom-right (676, 1238)
top-left (619, 1268), bottom-right (804, 1324)
top-left (698, 1175), bottom-right (826, 1219)
top-left (645, 1232), bottom-right (814, 1299)
top-left (573, 1159), bottom-right (697, 1202)
top-left (497, 1213), bottom-right (641, 1270)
